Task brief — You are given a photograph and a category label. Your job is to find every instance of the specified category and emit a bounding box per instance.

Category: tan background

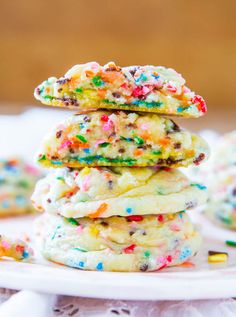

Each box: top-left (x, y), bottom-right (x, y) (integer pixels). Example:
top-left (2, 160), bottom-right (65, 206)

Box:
top-left (0, 0), bottom-right (235, 131)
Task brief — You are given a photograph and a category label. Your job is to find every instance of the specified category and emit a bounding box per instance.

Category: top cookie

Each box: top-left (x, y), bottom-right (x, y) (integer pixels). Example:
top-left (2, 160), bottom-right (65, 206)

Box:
top-left (34, 62), bottom-right (206, 118)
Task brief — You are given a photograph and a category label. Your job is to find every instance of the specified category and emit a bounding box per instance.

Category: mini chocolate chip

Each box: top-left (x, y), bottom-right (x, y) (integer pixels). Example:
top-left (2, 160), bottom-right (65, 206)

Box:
top-left (108, 180), bottom-right (113, 189)
top-left (174, 142), bottom-right (181, 149)
top-left (56, 130), bottom-right (62, 138)
top-left (47, 198), bottom-right (52, 203)
top-left (56, 77), bottom-right (70, 85)
top-left (111, 310), bottom-right (120, 315)
top-left (232, 188), bottom-right (236, 196)
top-left (36, 87), bottom-right (41, 95)
top-left (118, 148), bottom-right (125, 153)
top-left (140, 263), bottom-right (149, 272)
top-left (129, 230), bottom-right (135, 236)
top-left (112, 92), bottom-right (121, 98)
top-left (193, 153), bottom-right (205, 165)
top-left (83, 116), bottom-right (91, 122)
top-left (142, 230), bottom-right (147, 236)
top-left (129, 67), bottom-right (139, 77)
top-left (58, 88), bottom-right (63, 93)
top-left (51, 155), bottom-right (59, 160)
top-left (69, 147), bottom-right (75, 154)
top-left (186, 201), bottom-right (197, 209)
top-left (121, 309), bottom-right (130, 315)
top-left (100, 221), bottom-right (108, 227)
top-left (126, 123), bottom-right (137, 129)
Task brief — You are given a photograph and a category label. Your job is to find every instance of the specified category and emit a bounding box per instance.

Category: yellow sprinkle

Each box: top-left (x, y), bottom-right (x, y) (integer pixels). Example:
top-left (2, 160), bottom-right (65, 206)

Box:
top-left (90, 227), bottom-right (99, 237)
top-left (80, 167), bottom-right (91, 177)
top-left (167, 214), bottom-right (174, 220)
top-left (208, 254), bottom-right (228, 263)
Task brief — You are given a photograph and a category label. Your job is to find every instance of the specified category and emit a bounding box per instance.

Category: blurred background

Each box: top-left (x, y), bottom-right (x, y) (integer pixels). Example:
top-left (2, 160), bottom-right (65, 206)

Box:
top-left (0, 0), bottom-right (235, 131)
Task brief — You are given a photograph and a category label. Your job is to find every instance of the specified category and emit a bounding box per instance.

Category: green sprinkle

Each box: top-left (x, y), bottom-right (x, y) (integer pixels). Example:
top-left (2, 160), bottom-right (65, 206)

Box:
top-left (152, 150), bottom-right (162, 155)
top-left (73, 247), bottom-right (87, 252)
top-left (225, 240), bottom-right (236, 247)
top-left (38, 155), bottom-right (46, 161)
top-left (92, 76), bottom-right (104, 87)
top-left (144, 250), bottom-right (151, 258)
top-left (134, 136), bottom-right (145, 145)
top-left (99, 142), bottom-right (110, 148)
top-left (56, 176), bottom-right (64, 181)
top-left (75, 87), bottom-right (83, 93)
top-left (76, 134), bottom-right (87, 143)
top-left (44, 95), bottom-right (54, 101)
top-left (17, 180), bottom-right (29, 189)
top-left (66, 218), bottom-right (79, 226)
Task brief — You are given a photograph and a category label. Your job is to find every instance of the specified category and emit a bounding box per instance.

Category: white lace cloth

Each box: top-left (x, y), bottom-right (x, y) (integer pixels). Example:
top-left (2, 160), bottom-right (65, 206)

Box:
top-left (0, 290), bottom-right (236, 317)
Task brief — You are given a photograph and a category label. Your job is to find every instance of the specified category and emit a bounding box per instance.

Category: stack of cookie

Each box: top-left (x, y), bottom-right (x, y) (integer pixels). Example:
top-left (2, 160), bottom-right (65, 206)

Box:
top-left (32, 62), bottom-right (209, 272)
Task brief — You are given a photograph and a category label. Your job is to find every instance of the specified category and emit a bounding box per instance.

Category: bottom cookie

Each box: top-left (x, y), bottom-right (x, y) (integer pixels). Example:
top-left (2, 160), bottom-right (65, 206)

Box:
top-left (36, 211), bottom-right (201, 272)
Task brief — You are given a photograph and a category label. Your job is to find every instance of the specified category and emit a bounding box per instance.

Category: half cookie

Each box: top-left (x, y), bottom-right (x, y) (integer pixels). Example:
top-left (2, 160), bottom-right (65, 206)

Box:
top-left (32, 167), bottom-right (208, 218)
top-left (34, 62), bottom-right (206, 118)
top-left (0, 158), bottom-right (41, 216)
top-left (36, 212), bottom-right (201, 272)
top-left (36, 111), bottom-right (209, 168)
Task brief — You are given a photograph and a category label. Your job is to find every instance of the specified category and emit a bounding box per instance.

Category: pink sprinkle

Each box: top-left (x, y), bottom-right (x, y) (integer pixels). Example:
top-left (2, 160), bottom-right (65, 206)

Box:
top-left (59, 140), bottom-right (72, 150)
top-left (76, 225), bottom-right (83, 234)
top-left (2, 240), bottom-right (11, 250)
top-left (103, 120), bottom-right (113, 131)
top-left (170, 224), bottom-right (180, 232)
top-left (81, 175), bottom-right (91, 191)
top-left (24, 164), bottom-right (40, 176)
top-left (140, 124), bottom-right (148, 130)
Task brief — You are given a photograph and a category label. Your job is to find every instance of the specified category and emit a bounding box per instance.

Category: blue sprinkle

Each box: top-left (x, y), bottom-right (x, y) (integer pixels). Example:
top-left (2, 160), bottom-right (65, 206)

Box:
top-left (83, 148), bottom-right (90, 154)
top-left (2, 200), bottom-right (10, 209)
top-left (179, 247), bottom-right (191, 260)
top-left (15, 195), bottom-right (26, 206)
top-left (151, 74), bottom-right (160, 80)
top-left (126, 207), bottom-right (133, 214)
top-left (135, 73), bottom-right (147, 83)
top-left (177, 107), bottom-right (184, 113)
top-left (80, 123), bottom-right (86, 129)
top-left (51, 161), bottom-right (63, 166)
top-left (22, 250), bottom-right (29, 258)
top-left (96, 262), bottom-right (103, 270)
top-left (79, 261), bottom-right (85, 268)
top-left (191, 183), bottom-right (207, 190)
top-left (5, 165), bottom-right (18, 173)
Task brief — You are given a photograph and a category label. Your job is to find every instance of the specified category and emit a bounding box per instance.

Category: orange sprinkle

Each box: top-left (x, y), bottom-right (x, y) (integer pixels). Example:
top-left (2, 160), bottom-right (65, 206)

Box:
top-left (97, 89), bottom-right (106, 98)
top-left (133, 149), bottom-right (143, 156)
top-left (158, 138), bottom-right (170, 146)
top-left (85, 70), bottom-right (94, 78)
top-left (89, 203), bottom-right (108, 219)
top-left (178, 261), bottom-right (195, 268)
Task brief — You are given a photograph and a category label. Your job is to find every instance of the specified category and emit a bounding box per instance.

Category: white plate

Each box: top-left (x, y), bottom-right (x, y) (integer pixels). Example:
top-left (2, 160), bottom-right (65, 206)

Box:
top-left (0, 213), bottom-right (236, 300)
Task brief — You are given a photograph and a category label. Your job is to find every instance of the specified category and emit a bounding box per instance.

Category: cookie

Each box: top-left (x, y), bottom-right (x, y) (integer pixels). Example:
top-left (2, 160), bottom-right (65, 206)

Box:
top-left (0, 235), bottom-right (33, 261)
top-left (36, 111), bottom-right (209, 168)
top-left (36, 211), bottom-right (201, 272)
top-left (31, 166), bottom-right (208, 218)
top-left (0, 158), bottom-right (42, 216)
top-left (205, 131), bottom-right (236, 229)
top-left (34, 62), bottom-right (207, 118)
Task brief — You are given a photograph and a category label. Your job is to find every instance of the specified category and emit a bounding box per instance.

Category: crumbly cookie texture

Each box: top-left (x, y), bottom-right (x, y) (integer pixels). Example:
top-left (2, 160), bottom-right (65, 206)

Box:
top-left (36, 111), bottom-right (209, 168)
top-left (0, 158), bottom-right (42, 216)
top-left (31, 166), bottom-right (208, 218)
top-left (36, 212), bottom-right (201, 272)
top-left (0, 235), bottom-right (33, 261)
top-left (205, 131), bottom-right (236, 229)
top-left (34, 62), bottom-right (206, 118)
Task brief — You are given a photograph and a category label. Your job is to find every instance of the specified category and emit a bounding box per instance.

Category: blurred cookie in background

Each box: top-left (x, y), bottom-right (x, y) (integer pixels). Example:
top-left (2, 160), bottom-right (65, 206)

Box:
top-left (0, 158), bottom-right (42, 217)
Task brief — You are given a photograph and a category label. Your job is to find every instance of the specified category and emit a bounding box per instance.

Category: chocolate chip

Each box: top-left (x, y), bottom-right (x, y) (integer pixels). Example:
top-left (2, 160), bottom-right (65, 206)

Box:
top-left (129, 230), bottom-right (135, 236)
top-left (58, 88), bottom-right (63, 93)
top-left (69, 148), bottom-right (75, 154)
top-left (121, 309), bottom-right (130, 315)
top-left (142, 230), bottom-right (147, 235)
top-left (167, 120), bottom-right (181, 134)
top-left (140, 263), bottom-right (149, 272)
top-left (51, 155), bottom-right (59, 160)
top-left (56, 130), bottom-right (62, 138)
top-left (174, 142), bottom-right (181, 149)
top-left (47, 198), bottom-right (51, 203)
top-left (232, 188), bottom-right (236, 196)
top-left (193, 153), bottom-right (205, 165)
